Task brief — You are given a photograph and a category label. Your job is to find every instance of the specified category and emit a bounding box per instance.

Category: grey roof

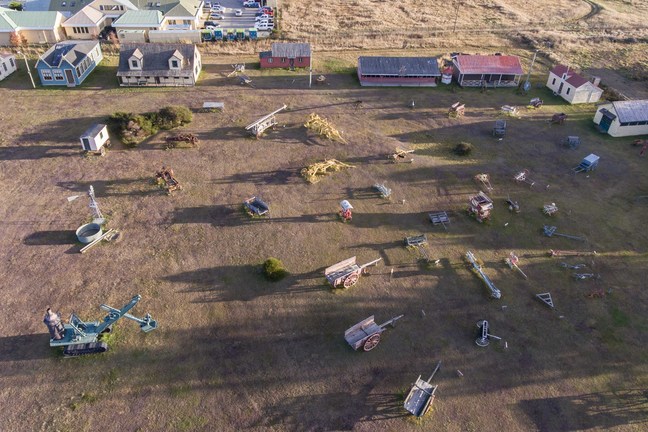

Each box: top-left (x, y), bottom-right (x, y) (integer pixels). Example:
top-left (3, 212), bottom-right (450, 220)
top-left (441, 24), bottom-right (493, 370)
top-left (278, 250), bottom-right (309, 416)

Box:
top-left (38, 41), bottom-right (99, 68)
top-left (117, 43), bottom-right (197, 77)
top-left (612, 100), bottom-right (648, 123)
top-left (359, 56), bottom-right (440, 76)
top-left (270, 43), bottom-right (311, 58)
top-left (82, 123), bottom-right (107, 137)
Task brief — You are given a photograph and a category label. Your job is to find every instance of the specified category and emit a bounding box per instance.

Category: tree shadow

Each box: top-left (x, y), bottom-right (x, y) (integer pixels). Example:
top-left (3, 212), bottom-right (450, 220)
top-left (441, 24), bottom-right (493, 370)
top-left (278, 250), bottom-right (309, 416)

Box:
top-left (0, 144), bottom-right (79, 161)
top-left (212, 168), bottom-right (301, 185)
top-left (57, 177), bottom-right (159, 198)
top-left (23, 230), bottom-right (77, 246)
top-left (166, 265), bottom-right (327, 302)
top-left (518, 390), bottom-right (648, 431)
top-left (19, 116), bottom-right (108, 143)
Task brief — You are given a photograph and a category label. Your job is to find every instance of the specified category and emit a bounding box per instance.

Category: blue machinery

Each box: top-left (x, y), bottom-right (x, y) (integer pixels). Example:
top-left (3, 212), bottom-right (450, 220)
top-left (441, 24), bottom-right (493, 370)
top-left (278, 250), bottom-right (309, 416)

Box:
top-left (44, 295), bottom-right (157, 357)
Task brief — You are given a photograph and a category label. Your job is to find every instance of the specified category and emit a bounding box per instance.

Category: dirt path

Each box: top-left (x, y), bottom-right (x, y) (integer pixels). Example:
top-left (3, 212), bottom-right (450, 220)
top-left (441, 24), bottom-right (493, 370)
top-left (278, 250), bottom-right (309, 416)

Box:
top-left (579, 0), bottom-right (603, 21)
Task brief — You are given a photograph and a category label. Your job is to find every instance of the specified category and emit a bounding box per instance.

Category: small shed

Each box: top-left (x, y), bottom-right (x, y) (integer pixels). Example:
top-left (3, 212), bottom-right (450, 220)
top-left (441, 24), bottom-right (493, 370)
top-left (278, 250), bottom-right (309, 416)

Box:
top-left (80, 124), bottom-right (109, 152)
top-left (357, 56), bottom-right (440, 87)
top-left (546, 65), bottom-right (602, 104)
top-left (452, 54), bottom-right (523, 88)
top-left (0, 53), bottom-right (17, 81)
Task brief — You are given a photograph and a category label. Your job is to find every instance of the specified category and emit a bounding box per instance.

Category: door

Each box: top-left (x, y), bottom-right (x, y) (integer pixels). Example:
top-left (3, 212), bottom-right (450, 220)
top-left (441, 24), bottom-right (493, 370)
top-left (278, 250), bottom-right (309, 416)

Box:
top-left (289, 58), bottom-right (295, 70)
top-left (81, 138), bottom-right (91, 151)
top-left (65, 69), bottom-right (75, 85)
top-left (155, 77), bottom-right (161, 85)
top-left (558, 82), bottom-right (564, 94)
top-left (599, 114), bottom-right (613, 132)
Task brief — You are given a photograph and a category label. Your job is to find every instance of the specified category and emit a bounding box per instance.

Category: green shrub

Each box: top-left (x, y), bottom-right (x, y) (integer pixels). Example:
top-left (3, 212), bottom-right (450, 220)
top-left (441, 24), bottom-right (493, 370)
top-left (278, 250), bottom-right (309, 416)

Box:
top-left (156, 106), bottom-right (193, 130)
top-left (453, 142), bottom-right (473, 156)
top-left (263, 257), bottom-right (288, 281)
top-left (109, 112), bottom-right (158, 146)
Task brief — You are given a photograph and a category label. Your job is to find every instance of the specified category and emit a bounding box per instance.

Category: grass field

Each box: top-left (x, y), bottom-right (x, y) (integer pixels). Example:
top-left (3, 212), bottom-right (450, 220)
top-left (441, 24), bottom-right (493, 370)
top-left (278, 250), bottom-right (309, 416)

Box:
top-left (0, 47), bottom-right (647, 431)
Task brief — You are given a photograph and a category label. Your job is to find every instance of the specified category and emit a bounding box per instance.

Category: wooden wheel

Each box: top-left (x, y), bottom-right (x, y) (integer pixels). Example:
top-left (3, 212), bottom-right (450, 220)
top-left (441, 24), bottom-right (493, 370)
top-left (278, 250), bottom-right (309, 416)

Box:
top-left (343, 273), bottom-right (359, 288)
top-left (363, 333), bottom-right (381, 351)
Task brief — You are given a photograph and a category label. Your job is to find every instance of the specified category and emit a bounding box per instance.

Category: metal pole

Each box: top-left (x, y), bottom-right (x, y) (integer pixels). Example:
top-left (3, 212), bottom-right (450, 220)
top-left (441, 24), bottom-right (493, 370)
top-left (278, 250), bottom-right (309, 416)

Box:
top-left (524, 50), bottom-right (538, 88)
top-left (309, 66), bottom-right (312, 88)
top-left (20, 52), bottom-right (36, 89)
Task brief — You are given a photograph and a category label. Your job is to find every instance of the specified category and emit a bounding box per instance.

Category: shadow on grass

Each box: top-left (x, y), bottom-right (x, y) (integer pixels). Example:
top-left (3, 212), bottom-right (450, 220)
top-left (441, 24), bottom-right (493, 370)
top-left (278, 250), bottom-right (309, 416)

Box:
top-left (23, 230), bottom-right (77, 246)
top-left (0, 333), bottom-right (54, 362)
top-left (57, 177), bottom-right (159, 198)
top-left (518, 390), bottom-right (648, 431)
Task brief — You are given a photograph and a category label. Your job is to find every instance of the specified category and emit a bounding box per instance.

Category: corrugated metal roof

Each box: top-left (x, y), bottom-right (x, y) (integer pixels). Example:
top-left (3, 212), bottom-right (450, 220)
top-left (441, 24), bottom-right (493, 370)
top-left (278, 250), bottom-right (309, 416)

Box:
top-left (454, 55), bottom-right (523, 75)
top-left (271, 43), bottom-right (311, 58)
top-left (113, 10), bottom-right (163, 26)
top-left (82, 123), bottom-right (107, 138)
top-left (117, 42), bottom-right (198, 76)
top-left (38, 41), bottom-right (99, 68)
top-left (0, 10), bottom-right (17, 31)
top-left (359, 56), bottom-right (440, 76)
top-left (612, 100), bottom-right (648, 123)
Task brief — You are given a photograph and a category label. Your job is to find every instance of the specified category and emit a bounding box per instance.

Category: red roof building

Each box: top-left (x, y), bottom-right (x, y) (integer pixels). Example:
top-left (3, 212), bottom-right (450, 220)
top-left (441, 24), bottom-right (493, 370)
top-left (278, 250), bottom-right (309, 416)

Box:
top-left (452, 54), bottom-right (523, 87)
top-left (546, 64), bottom-right (602, 104)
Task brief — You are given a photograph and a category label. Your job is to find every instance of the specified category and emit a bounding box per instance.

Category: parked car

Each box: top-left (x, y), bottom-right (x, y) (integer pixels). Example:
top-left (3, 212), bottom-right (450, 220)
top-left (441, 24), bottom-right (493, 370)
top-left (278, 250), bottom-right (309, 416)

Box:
top-left (209, 14), bottom-right (224, 20)
top-left (261, 7), bottom-right (273, 15)
top-left (204, 20), bottom-right (217, 27)
top-left (205, 24), bottom-right (220, 30)
top-left (204, 1), bottom-right (212, 8)
top-left (234, 9), bottom-right (243, 16)
top-left (244, 2), bottom-right (260, 8)
top-left (255, 22), bottom-right (273, 30)
top-left (211, 5), bottom-right (224, 12)
top-left (255, 15), bottom-right (269, 21)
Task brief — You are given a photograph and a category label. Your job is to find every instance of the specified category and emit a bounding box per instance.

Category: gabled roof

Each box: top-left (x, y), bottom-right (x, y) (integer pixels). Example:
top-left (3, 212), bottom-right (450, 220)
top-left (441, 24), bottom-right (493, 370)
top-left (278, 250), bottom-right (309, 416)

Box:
top-left (611, 100), bottom-right (648, 123)
top-left (129, 0), bottom-right (201, 16)
top-left (49, 0), bottom-right (86, 16)
top-left (0, 10), bottom-right (62, 30)
top-left (38, 41), bottom-right (99, 68)
top-left (454, 55), bottom-right (523, 75)
top-left (550, 64), bottom-right (597, 89)
top-left (117, 43), bottom-right (198, 76)
top-left (359, 56), bottom-right (440, 76)
top-left (270, 43), bottom-right (311, 58)
top-left (1, 52), bottom-right (15, 60)
top-left (113, 9), bottom-right (163, 26)
top-left (61, 5), bottom-right (104, 26)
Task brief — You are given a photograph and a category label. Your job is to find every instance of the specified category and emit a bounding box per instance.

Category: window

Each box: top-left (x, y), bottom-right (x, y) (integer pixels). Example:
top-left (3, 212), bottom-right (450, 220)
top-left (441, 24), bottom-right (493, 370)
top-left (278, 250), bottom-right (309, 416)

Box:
top-left (9, 58), bottom-right (14, 67)
top-left (61, 1), bottom-right (66, 5)
top-left (76, 66), bottom-right (81, 77)
top-left (267, 58), bottom-right (273, 63)
top-left (168, 20), bottom-right (176, 25)
top-left (552, 78), bottom-right (556, 85)
top-left (42, 70), bottom-right (53, 80)
top-left (53, 69), bottom-right (64, 80)
top-left (298, 57), bottom-right (302, 63)
top-left (281, 58), bottom-right (286, 63)
top-left (74, 27), bottom-right (89, 34)
top-left (566, 88), bottom-right (570, 95)
top-left (171, 60), bottom-right (179, 68)
top-left (131, 60), bottom-right (139, 68)
top-left (2, 64), bottom-right (7, 72)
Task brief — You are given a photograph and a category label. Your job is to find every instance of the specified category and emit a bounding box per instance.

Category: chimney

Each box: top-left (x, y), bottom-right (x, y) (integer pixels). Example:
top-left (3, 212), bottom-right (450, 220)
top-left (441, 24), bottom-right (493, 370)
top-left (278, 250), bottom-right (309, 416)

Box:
top-left (591, 76), bottom-right (601, 87)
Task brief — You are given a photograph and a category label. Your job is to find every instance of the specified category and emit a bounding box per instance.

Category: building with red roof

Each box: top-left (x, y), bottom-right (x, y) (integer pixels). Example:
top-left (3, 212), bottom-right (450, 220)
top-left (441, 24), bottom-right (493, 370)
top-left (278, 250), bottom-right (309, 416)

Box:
top-left (546, 64), bottom-right (603, 104)
top-left (452, 54), bottom-right (523, 88)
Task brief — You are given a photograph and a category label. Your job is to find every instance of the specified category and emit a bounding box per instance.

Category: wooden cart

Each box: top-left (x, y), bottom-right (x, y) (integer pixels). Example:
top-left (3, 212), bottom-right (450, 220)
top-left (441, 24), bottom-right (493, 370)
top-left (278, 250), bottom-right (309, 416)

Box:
top-left (344, 314), bottom-right (403, 351)
top-left (404, 360), bottom-right (441, 417)
top-left (325, 256), bottom-right (381, 288)
top-left (244, 196), bottom-right (269, 216)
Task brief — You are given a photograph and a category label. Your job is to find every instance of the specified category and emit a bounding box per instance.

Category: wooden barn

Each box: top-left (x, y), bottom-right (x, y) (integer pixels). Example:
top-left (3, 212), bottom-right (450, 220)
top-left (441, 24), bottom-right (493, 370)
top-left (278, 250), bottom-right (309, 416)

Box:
top-left (357, 56), bottom-right (440, 87)
top-left (593, 100), bottom-right (648, 137)
top-left (546, 65), bottom-right (603, 104)
top-left (259, 43), bottom-right (311, 69)
top-left (452, 54), bottom-right (523, 88)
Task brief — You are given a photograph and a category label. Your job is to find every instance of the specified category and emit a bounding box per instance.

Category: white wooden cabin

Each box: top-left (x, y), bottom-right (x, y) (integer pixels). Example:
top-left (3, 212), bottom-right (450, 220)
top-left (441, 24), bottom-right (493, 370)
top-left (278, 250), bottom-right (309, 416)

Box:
top-left (0, 53), bottom-right (17, 81)
top-left (80, 124), bottom-right (109, 152)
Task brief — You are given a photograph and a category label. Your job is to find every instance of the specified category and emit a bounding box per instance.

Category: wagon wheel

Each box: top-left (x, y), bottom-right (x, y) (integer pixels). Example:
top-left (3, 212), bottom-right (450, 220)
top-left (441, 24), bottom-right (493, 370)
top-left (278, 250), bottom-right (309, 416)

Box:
top-left (343, 273), bottom-right (359, 288)
top-left (363, 333), bottom-right (381, 351)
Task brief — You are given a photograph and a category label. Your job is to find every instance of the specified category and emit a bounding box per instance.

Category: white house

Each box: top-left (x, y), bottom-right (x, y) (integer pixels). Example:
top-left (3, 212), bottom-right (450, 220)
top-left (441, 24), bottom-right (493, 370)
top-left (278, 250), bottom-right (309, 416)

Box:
top-left (0, 52), bottom-right (17, 81)
top-left (593, 100), bottom-right (648, 137)
top-left (547, 65), bottom-right (603, 104)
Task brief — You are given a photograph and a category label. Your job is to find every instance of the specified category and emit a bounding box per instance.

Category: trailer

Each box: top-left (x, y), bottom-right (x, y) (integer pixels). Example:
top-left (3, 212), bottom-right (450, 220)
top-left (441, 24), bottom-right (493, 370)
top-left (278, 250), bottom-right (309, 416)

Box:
top-left (468, 191), bottom-right (493, 222)
top-left (404, 360), bottom-right (441, 417)
top-left (236, 29), bottom-right (245, 41)
top-left (325, 256), bottom-right (382, 288)
top-left (226, 30), bottom-right (235, 41)
top-left (573, 153), bottom-right (599, 173)
top-left (344, 314), bottom-right (403, 351)
top-left (493, 119), bottom-right (507, 137)
top-left (80, 124), bottom-right (110, 156)
top-left (244, 196), bottom-right (269, 216)
top-left (201, 30), bottom-right (213, 42)
top-left (214, 29), bottom-right (224, 40)
top-left (248, 28), bottom-right (258, 40)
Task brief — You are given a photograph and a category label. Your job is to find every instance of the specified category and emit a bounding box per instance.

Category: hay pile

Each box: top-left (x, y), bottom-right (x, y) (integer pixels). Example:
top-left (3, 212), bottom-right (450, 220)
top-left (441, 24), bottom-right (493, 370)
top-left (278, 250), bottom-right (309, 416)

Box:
top-left (304, 113), bottom-right (347, 143)
top-left (301, 159), bottom-right (355, 184)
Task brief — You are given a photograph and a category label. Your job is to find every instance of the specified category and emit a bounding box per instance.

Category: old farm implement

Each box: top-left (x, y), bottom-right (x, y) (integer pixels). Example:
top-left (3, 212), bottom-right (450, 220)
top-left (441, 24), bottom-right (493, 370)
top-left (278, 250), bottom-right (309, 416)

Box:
top-left (245, 104), bottom-right (287, 138)
top-left (551, 113), bottom-right (568, 125)
top-left (44, 295), bottom-right (157, 357)
top-left (429, 211), bottom-right (450, 229)
top-left (155, 166), bottom-right (182, 193)
top-left (325, 256), bottom-right (382, 288)
top-left (405, 234), bottom-right (429, 261)
top-left (493, 119), bottom-right (507, 137)
top-left (373, 183), bottom-right (392, 199)
top-left (389, 148), bottom-right (415, 163)
top-left (404, 360), bottom-right (441, 417)
top-left (543, 225), bottom-right (585, 242)
top-left (244, 196), bottom-right (269, 216)
top-left (468, 191), bottom-right (493, 222)
top-left (475, 320), bottom-right (501, 347)
top-left (448, 102), bottom-right (465, 118)
top-left (165, 133), bottom-right (198, 149)
top-left (466, 251), bottom-right (501, 299)
top-left (505, 252), bottom-right (528, 279)
top-left (573, 154), bottom-right (600, 173)
top-left (344, 314), bottom-right (404, 351)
